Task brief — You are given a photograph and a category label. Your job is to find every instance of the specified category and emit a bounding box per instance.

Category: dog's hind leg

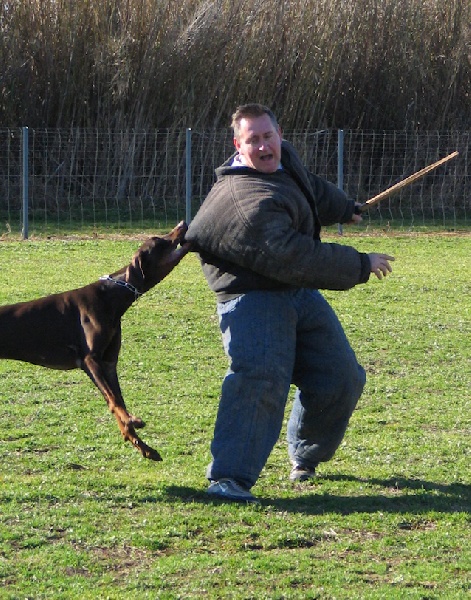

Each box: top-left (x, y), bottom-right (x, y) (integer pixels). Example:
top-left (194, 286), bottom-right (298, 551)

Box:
top-left (81, 354), bottom-right (162, 461)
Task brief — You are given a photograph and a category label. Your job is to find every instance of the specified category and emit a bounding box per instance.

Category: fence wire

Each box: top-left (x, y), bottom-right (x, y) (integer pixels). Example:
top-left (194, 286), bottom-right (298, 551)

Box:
top-left (0, 128), bottom-right (469, 234)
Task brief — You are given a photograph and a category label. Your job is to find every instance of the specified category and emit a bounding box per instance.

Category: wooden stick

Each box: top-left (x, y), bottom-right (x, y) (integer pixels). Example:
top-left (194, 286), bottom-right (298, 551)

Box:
top-left (359, 151), bottom-right (459, 212)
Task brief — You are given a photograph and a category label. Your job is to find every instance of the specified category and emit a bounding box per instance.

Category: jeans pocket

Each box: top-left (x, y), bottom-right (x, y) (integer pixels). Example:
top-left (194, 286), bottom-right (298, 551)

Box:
top-left (217, 295), bottom-right (243, 318)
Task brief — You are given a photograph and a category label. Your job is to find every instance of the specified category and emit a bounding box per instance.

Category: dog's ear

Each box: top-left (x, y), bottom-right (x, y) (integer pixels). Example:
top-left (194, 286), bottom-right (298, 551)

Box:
top-left (126, 249), bottom-right (146, 287)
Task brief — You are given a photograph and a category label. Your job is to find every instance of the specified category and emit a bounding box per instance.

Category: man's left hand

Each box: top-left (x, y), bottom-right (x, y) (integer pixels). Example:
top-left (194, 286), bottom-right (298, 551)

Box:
top-left (349, 203), bottom-right (363, 224)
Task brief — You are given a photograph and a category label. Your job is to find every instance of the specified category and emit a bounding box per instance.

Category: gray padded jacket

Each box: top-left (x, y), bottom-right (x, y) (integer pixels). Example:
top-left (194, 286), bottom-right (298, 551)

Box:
top-left (185, 140), bottom-right (371, 301)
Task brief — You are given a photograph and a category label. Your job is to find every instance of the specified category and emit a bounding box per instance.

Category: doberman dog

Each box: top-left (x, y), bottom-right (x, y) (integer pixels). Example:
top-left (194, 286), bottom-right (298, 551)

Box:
top-left (0, 221), bottom-right (191, 461)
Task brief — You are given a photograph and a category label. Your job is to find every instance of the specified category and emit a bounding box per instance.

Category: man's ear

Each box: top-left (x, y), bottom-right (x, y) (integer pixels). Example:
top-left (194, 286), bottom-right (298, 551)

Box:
top-left (234, 137), bottom-right (240, 151)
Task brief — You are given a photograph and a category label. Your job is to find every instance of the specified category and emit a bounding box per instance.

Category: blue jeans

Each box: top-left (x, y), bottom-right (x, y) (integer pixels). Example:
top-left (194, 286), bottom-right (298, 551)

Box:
top-left (207, 289), bottom-right (366, 490)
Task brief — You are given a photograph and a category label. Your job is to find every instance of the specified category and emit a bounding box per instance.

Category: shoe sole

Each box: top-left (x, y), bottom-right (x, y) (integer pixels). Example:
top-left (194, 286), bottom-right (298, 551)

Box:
top-left (207, 491), bottom-right (260, 504)
top-left (290, 471), bottom-right (316, 482)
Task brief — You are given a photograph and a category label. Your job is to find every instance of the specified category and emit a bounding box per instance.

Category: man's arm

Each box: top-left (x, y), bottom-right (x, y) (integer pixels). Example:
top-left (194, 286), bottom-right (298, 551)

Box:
top-left (307, 172), bottom-right (356, 225)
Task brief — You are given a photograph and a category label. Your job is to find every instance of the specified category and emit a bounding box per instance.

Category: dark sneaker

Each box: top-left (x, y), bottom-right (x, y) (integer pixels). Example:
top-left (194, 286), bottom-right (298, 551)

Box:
top-left (207, 478), bottom-right (259, 504)
top-left (289, 464), bottom-right (316, 482)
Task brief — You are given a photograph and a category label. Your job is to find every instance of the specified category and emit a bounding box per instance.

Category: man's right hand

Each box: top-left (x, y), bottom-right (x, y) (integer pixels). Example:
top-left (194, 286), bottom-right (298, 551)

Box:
top-left (368, 253), bottom-right (395, 279)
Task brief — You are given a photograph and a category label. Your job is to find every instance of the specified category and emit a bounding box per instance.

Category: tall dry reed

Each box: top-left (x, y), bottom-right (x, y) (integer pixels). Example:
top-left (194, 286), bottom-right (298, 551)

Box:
top-left (1, 0), bottom-right (469, 130)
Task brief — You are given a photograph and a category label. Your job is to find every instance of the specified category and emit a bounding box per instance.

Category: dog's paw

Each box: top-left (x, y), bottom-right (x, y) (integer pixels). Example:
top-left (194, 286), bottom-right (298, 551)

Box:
top-left (129, 415), bottom-right (145, 428)
top-left (145, 447), bottom-right (163, 462)
top-left (133, 438), bottom-right (163, 461)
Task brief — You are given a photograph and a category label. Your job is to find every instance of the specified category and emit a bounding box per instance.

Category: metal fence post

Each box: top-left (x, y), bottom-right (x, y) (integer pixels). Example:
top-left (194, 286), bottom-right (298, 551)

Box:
top-left (337, 129), bottom-right (344, 235)
top-left (22, 126), bottom-right (29, 239)
top-left (185, 128), bottom-right (192, 223)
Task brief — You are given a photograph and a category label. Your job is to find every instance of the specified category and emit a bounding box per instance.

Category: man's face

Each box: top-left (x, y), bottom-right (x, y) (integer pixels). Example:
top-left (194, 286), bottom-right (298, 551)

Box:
top-left (234, 114), bottom-right (282, 173)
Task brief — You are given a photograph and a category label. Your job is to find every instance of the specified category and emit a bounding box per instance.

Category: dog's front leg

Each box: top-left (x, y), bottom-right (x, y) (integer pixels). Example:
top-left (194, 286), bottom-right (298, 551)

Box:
top-left (100, 361), bottom-right (145, 429)
top-left (82, 354), bottom-right (162, 461)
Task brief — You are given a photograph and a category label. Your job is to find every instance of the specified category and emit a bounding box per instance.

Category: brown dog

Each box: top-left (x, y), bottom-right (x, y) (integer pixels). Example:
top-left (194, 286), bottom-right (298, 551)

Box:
top-left (0, 221), bottom-right (191, 461)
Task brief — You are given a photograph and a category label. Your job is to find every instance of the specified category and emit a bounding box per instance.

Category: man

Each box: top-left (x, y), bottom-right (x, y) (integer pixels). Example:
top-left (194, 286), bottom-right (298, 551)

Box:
top-left (185, 103), bottom-right (394, 503)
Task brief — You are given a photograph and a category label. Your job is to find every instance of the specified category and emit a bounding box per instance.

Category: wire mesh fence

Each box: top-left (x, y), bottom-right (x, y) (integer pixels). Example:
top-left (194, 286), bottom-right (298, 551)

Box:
top-left (0, 127), bottom-right (469, 236)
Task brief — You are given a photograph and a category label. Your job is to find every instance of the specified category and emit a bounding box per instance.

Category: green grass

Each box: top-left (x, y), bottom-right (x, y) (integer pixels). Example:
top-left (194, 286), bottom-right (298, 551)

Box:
top-left (0, 231), bottom-right (470, 599)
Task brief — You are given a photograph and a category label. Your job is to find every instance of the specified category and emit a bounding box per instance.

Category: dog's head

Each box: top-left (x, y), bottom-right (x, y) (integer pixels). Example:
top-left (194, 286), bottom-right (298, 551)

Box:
top-left (127, 221), bottom-right (192, 292)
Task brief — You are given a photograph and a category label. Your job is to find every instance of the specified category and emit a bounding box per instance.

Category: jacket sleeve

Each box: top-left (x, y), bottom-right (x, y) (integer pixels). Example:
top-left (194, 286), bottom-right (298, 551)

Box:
top-left (307, 172), bottom-right (355, 225)
top-left (281, 140), bottom-right (355, 225)
top-left (235, 194), bottom-right (370, 290)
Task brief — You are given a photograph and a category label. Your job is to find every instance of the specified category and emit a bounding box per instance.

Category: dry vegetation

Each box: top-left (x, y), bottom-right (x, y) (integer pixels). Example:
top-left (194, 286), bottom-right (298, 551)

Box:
top-left (1, 0), bottom-right (470, 130)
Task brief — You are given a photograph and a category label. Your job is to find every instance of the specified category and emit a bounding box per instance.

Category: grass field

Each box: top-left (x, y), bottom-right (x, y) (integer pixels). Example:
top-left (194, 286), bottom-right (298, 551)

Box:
top-left (0, 230), bottom-right (470, 599)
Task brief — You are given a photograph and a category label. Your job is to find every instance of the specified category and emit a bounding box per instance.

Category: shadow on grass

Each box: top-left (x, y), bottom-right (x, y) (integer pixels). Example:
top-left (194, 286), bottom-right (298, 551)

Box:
top-left (163, 475), bottom-right (470, 515)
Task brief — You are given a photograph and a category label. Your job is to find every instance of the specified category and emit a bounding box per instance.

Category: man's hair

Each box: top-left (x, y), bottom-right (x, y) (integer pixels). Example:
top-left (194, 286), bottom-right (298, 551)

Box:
top-left (231, 103), bottom-right (278, 140)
